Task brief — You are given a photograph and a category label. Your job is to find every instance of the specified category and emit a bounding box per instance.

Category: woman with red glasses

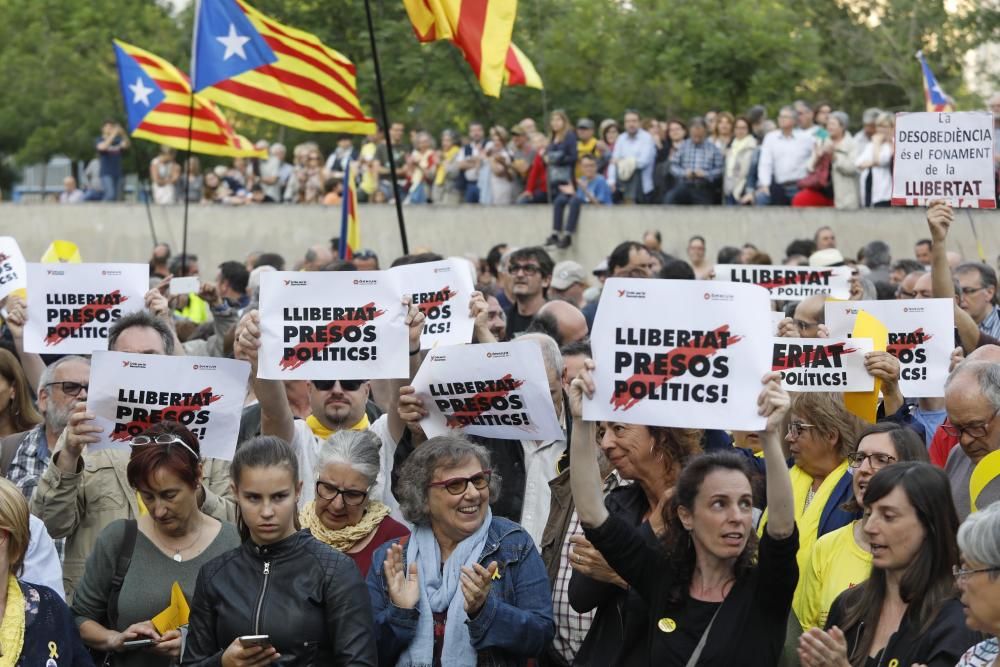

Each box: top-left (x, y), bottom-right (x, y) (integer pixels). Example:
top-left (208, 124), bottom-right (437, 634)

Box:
top-left (367, 435), bottom-right (554, 666)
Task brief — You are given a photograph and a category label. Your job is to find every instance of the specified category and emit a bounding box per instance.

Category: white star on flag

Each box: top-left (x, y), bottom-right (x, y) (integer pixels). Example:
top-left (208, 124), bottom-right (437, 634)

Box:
top-left (129, 77), bottom-right (155, 106)
top-left (217, 23), bottom-right (251, 61)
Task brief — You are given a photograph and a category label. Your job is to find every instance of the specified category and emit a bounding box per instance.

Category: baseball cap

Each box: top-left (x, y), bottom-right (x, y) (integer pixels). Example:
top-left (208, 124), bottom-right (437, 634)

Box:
top-left (592, 259), bottom-right (609, 276)
top-left (551, 261), bottom-right (587, 290)
top-left (576, 118), bottom-right (595, 130)
top-left (809, 248), bottom-right (846, 267)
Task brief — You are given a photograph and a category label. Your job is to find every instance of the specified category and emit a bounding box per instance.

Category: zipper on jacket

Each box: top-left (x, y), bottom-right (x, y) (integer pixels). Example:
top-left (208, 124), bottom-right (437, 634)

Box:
top-left (253, 561), bottom-right (271, 634)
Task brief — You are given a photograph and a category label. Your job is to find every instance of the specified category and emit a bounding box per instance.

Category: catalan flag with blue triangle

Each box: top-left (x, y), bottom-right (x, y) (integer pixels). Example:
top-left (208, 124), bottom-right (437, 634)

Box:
top-left (339, 162), bottom-right (360, 261)
top-left (113, 40), bottom-right (263, 157)
top-left (916, 51), bottom-right (955, 112)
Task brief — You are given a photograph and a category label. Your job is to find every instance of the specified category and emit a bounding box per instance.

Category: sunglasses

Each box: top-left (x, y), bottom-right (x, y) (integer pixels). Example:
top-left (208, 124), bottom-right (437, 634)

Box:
top-left (311, 379), bottom-right (365, 392)
top-left (44, 381), bottom-right (88, 397)
top-left (130, 434), bottom-right (199, 461)
top-left (428, 470), bottom-right (493, 495)
top-left (315, 480), bottom-right (369, 505)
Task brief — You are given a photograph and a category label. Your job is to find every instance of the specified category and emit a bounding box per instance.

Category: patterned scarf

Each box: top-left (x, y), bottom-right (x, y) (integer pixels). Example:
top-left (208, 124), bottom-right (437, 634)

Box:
top-left (300, 500), bottom-right (391, 551)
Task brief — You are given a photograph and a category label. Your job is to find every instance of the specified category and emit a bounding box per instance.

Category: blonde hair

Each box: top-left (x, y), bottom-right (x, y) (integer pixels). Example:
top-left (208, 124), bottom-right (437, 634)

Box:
top-left (790, 392), bottom-right (863, 459)
top-left (0, 479), bottom-right (30, 576)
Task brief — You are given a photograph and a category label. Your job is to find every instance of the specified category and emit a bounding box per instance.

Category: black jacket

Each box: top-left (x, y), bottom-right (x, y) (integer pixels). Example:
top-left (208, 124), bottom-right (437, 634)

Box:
top-left (182, 530), bottom-right (377, 666)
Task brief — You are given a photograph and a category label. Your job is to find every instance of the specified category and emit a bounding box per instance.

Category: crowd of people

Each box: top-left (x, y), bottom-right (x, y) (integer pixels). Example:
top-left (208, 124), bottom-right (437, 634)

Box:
top-left (0, 196), bottom-right (999, 666)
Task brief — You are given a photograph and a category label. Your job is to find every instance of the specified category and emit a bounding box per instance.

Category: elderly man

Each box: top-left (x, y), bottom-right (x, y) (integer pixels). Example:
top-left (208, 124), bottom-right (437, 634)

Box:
top-left (528, 300), bottom-right (589, 346)
top-left (549, 261), bottom-right (588, 307)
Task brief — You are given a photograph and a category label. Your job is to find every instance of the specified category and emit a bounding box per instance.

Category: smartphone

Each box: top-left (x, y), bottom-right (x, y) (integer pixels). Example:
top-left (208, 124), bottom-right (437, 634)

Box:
top-left (122, 639), bottom-right (155, 650)
top-left (238, 635), bottom-right (272, 649)
top-left (169, 276), bottom-right (201, 296)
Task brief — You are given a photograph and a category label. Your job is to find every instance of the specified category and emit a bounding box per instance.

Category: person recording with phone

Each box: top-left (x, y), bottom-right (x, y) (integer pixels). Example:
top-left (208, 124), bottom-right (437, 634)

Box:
top-left (72, 422), bottom-right (240, 666)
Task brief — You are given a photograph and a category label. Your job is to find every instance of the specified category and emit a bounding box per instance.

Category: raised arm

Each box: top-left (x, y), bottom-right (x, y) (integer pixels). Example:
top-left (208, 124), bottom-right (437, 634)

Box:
top-left (567, 359), bottom-right (608, 528)
top-left (927, 200), bottom-right (980, 352)
top-left (387, 298), bottom-right (426, 444)
top-left (234, 310), bottom-right (294, 444)
top-left (757, 372), bottom-right (794, 539)
top-left (3, 295), bottom-right (45, 394)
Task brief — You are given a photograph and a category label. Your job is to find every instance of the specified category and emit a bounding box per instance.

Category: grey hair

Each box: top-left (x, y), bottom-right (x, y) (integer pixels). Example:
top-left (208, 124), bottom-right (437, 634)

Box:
top-left (517, 332), bottom-right (564, 378)
top-left (957, 501), bottom-right (1000, 573)
top-left (38, 355), bottom-right (90, 395)
top-left (945, 361), bottom-right (1000, 412)
top-left (862, 240), bottom-right (891, 269)
top-left (315, 429), bottom-right (381, 487)
top-left (395, 435), bottom-right (500, 526)
top-left (779, 105), bottom-right (799, 119)
top-left (108, 310), bottom-right (175, 355)
top-left (829, 111), bottom-right (849, 129)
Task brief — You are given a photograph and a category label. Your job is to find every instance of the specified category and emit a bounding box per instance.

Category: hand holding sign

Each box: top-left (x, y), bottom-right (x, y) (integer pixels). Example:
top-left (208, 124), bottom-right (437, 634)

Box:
top-left (756, 372), bottom-right (790, 434)
top-left (402, 296), bottom-right (426, 354)
top-left (59, 402), bottom-right (102, 473)
top-left (234, 311), bottom-right (262, 372)
top-left (568, 358), bottom-right (596, 420)
top-left (3, 294), bottom-right (27, 340)
top-left (926, 199), bottom-right (954, 243)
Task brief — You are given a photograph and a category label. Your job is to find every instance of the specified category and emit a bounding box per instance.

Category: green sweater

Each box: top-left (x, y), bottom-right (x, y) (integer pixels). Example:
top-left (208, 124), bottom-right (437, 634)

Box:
top-left (71, 518), bottom-right (240, 667)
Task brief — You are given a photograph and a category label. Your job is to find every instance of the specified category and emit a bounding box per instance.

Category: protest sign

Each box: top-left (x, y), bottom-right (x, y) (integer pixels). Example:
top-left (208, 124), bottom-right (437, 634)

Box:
top-left (389, 258), bottom-right (475, 349)
top-left (892, 111), bottom-right (995, 209)
top-left (585, 279), bottom-right (773, 431)
top-left (714, 264), bottom-right (852, 300)
top-left (86, 351), bottom-right (250, 460)
top-left (0, 237), bottom-right (27, 301)
top-left (23, 263), bottom-right (148, 354)
top-left (771, 311), bottom-right (785, 335)
top-left (772, 337), bottom-right (874, 392)
top-left (411, 341), bottom-right (564, 441)
top-left (257, 271), bottom-right (408, 380)
top-left (825, 298), bottom-right (953, 397)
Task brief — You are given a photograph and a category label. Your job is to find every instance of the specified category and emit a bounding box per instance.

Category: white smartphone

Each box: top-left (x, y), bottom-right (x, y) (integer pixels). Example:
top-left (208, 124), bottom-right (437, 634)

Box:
top-left (169, 276), bottom-right (201, 295)
top-left (238, 635), bottom-right (272, 649)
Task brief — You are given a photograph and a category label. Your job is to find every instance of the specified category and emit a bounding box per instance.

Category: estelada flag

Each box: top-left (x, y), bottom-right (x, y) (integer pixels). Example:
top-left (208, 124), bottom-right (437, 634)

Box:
top-left (339, 162), bottom-right (360, 261)
top-left (403, 0), bottom-right (540, 97)
top-left (191, 0), bottom-right (376, 134)
top-left (916, 50), bottom-right (955, 113)
top-left (112, 40), bottom-right (262, 158)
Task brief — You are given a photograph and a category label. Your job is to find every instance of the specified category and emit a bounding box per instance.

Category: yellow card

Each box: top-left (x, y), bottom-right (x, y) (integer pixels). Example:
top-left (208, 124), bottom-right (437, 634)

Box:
top-left (40, 240), bottom-right (82, 264)
top-left (844, 310), bottom-right (888, 423)
top-left (152, 582), bottom-right (190, 633)
top-left (971, 449), bottom-right (1000, 513)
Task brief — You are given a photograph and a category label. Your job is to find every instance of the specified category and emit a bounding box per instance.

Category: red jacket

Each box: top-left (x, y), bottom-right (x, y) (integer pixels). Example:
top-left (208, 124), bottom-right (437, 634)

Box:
top-left (523, 153), bottom-right (548, 196)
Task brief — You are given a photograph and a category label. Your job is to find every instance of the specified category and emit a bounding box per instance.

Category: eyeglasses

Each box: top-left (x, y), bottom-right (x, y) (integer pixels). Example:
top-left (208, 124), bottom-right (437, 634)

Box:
top-left (428, 470), bottom-right (493, 495)
top-left (960, 286), bottom-right (988, 296)
top-left (509, 263), bottom-right (541, 276)
top-left (953, 564), bottom-right (1000, 582)
top-left (941, 410), bottom-right (1000, 439)
top-left (44, 381), bottom-right (88, 397)
top-left (848, 451), bottom-right (897, 470)
top-left (315, 480), bottom-right (369, 505)
top-left (130, 434), bottom-right (199, 461)
top-left (311, 379), bottom-right (365, 392)
top-left (787, 422), bottom-right (816, 438)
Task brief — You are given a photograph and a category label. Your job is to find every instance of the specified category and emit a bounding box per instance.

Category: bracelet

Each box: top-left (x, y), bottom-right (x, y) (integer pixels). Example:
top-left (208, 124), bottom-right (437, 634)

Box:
top-left (409, 347), bottom-right (421, 356)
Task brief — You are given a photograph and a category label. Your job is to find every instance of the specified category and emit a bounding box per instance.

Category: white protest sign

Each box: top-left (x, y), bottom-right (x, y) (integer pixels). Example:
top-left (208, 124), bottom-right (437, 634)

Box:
top-left (0, 237), bottom-right (27, 301)
top-left (585, 279), bottom-right (773, 431)
top-left (86, 352), bottom-right (250, 460)
top-left (411, 341), bottom-right (563, 441)
top-left (771, 311), bottom-right (785, 335)
top-left (825, 298), bottom-right (954, 397)
top-left (24, 263), bottom-right (148, 354)
top-left (772, 337), bottom-right (874, 392)
top-left (714, 264), bottom-right (852, 301)
top-left (389, 258), bottom-right (475, 349)
top-left (257, 271), bottom-right (408, 380)
top-left (169, 276), bottom-right (201, 296)
top-left (892, 111), bottom-right (996, 208)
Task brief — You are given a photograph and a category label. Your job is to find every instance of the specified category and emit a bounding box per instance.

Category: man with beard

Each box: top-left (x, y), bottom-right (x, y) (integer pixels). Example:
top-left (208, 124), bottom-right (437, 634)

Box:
top-left (504, 246), bottom-right (554, 339)
top-left (7, 356), bottom-right (90, 500)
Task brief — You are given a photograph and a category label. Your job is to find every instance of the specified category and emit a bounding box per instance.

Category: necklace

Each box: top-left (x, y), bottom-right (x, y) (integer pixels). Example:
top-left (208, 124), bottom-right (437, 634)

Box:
top-left (153, 518), bottom-right (204, 562)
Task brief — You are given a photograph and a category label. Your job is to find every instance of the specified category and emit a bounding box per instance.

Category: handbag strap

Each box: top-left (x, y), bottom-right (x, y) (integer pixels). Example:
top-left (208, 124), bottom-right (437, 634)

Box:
top-left (107, 519), bottom-right (139, 629)
top-left (684, 602), bottom-right (723, 667)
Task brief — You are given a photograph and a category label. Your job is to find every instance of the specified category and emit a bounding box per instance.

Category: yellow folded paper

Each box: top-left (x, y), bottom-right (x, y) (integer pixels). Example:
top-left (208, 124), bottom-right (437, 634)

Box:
top-left (844, 310), bottom-right (888, 424)
top-left (40, 240), bottom-right (81, 263)
top-left (152, 582), bottom-right (190, 634)
top-left (971, 449), bottom-right (1000, 513)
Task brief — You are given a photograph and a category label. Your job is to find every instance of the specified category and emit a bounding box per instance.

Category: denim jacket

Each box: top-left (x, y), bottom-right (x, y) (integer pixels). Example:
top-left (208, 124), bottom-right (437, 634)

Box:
top-left (367, 515), bottom-right (555, 667)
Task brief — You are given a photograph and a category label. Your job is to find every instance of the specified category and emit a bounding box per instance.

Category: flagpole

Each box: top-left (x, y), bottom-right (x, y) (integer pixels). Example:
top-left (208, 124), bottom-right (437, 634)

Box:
top-left (131, 148), bottom-right (158, 246)
top-left (181, 0), bottom-right (202, 279)
top-left (363, 0), bottom-right (409, 255)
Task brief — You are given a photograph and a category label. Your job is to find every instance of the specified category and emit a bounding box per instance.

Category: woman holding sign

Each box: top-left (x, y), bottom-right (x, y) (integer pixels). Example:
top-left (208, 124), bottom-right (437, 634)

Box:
top-left (569, 362), bottom-right (797, 666)
top-left (72, 422), bottom-right (240, 667)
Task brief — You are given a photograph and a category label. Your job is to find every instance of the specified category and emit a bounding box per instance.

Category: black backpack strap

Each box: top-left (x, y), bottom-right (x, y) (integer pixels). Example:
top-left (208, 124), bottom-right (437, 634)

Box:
top-left (107, 520), bottom-right (138, 629)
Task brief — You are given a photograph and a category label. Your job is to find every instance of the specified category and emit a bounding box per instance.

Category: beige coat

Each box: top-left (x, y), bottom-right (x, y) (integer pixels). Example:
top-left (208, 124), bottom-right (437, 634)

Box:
top-left (809, 135), bottom-right (860, 209)
top-left (31, 440), bottom-right (235, 600)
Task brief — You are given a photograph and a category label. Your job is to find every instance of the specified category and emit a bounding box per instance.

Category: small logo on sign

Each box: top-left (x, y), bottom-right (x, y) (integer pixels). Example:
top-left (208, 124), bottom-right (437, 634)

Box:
top-left (283, 280), bottom-right (307, 287)
top-left (101, 270), bottom-right (123, 276)
top-left (353, 279), bottom-right (377, 286)
top-left (486, 351), bottom-right (510, 359)
top-left (47, 270), bottom-right (65, 276)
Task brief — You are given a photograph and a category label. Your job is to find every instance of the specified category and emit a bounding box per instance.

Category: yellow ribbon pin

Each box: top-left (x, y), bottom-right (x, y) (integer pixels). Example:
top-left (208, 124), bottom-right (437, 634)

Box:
top-left (658, 618), bottom-right (677, 633)
top-left (48, 641), bottom-right (59, 658)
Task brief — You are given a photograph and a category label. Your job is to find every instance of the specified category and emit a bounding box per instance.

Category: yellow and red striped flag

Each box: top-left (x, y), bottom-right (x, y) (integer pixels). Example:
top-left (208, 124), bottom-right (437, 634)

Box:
top-left (403, 0), bottom-right (539, 97)
top-left (113, 40), bottom-right (263, 157)
top-left (193, 0), bottom-right (376, 134)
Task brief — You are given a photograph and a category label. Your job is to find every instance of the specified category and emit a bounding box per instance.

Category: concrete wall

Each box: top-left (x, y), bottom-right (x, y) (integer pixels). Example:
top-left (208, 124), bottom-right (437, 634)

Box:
top-left (1, 203), bottom-right (997, 275)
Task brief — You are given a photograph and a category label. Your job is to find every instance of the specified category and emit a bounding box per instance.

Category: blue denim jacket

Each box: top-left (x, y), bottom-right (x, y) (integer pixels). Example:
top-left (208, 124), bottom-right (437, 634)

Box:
top-left (367, 516), bottom-right (555, 667)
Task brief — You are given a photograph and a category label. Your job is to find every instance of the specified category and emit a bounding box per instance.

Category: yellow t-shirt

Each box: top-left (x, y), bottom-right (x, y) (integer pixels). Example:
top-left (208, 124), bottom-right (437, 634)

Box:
top-left (794, 521), bottom-right (872, 630)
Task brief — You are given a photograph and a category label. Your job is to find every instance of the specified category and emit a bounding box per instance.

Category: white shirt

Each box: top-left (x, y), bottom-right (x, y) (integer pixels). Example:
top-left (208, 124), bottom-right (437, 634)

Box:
top-left (855, 142), bottom-right (893, 206)
top-left (289, 414), bottom-right (403, 520)
top-left (518, 438), bottom-right (566, 550)
top-left (23, 515), bottom-right (64, 600)
top-left (757, 129), bottom-right (814, 188)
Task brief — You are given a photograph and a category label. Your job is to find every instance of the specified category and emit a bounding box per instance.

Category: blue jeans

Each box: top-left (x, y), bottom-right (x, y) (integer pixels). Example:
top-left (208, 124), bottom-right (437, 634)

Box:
top-left (463, 183), bottom-right (480, 203)
top-left (552, 193), bottom-right (583, 233)
top-left (406, 182), bottom-right (428, 204)
top-left (756, 182), bottom-right (798, 206)
top-left (100, 175), bottom-right (122, 201)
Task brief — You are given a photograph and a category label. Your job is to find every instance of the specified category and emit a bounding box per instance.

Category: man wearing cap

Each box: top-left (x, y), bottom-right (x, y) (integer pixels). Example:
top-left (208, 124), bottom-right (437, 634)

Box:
top-left (575, 118), bottom-right (600, 178)
top-left (550, 261), bottom-right (589, 307)
top-left (546, 154), bottom-right (612, 249)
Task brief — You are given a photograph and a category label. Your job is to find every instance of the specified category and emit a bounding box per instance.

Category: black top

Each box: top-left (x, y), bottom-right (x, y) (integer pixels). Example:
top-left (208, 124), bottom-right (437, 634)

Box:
top-left (826, 592), bottom-right (981, 667)
top-left (504, 303), bottom-right (537, 340)
top-left (584, 513), bottom-right (798, 667)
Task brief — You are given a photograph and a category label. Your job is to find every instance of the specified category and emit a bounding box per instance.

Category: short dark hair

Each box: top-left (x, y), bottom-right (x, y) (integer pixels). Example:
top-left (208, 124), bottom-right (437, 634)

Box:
top-left (608, 241), bottom-right (645, 273)
top-left (320, 259), bottom-right (358, 271)
top-left (560, 339), bottom-right (591, 358)
top-left (660, 260), bottom-right (695, 280)
top-left (486, 244), bottom-right (508, 278)
top-left (255, 253), bottom-right (285, 271)
top-left (390, 252), bottom-right (444, 268)
top-left (891, 259), bottom-right (925, 275)
top-left (218, 261), bottom-right (249, 295)
top-left (842, 422), bottom-right (928, 513)
top-left (915, 239), bottom-right (933, 250)
top-left (717, 246), bottom-right (741, 264)
top-left (127, 421), bottom-right (202, 492)
top-left (785, 239), bottom-right (816, 259)
top-left (508, 246), bottom-right (554, 278)
top-left (109, 311), bottom-right (175, 355)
